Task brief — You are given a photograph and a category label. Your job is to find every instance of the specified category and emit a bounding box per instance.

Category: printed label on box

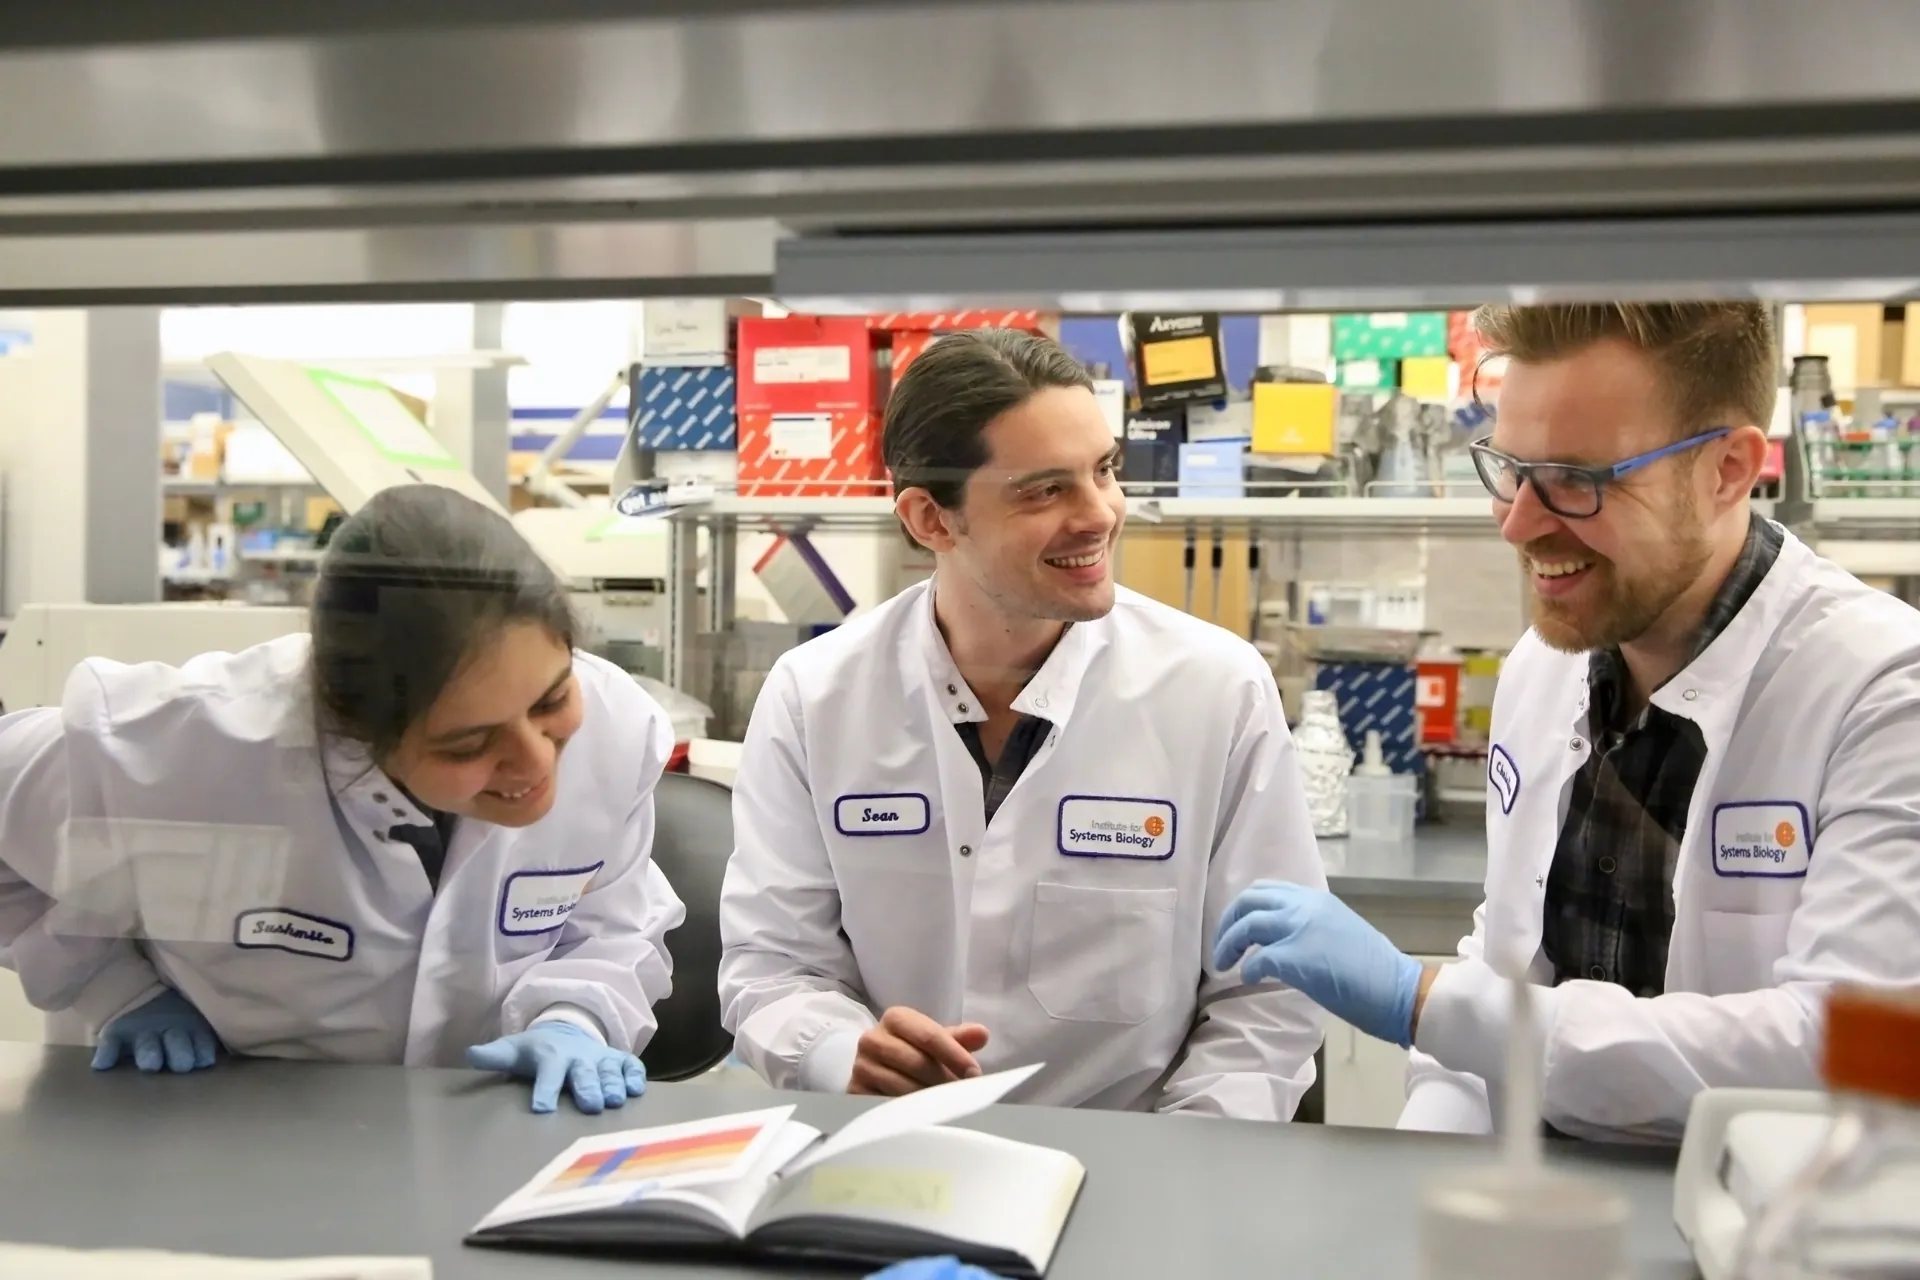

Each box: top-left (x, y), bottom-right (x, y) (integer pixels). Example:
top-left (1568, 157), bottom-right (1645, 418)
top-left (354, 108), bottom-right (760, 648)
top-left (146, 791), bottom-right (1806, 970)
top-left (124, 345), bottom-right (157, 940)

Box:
top-left (770, 414), bottom-right (835, 460)
top-left (1370, 313), bottom-right (1409, 330)
top-left (1142, 335), bottom-right (1218, 386)
top-left (754, 346), bottom-right (852, 385)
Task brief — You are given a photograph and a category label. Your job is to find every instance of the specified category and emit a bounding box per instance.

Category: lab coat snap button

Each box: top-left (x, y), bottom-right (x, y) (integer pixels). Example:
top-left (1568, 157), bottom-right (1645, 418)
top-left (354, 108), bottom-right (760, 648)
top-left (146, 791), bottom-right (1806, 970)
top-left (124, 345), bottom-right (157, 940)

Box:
top-left (1682, 689), bottom-right (1699, 702)
top-left (947, 684), bottom-right (957, 695)
top-left (1589, 965), bottom-right (1607, 981)
top-left (1598, 856), bottom-right (1616, 874)
top-left (1035, 696), bottom-right (1049, 709)
top-left (958, 703), bottom-right (969, 714)
top-left (1570, 737), bottom-right (1584, 751)
top-left (959, 845), bottom-right (973, 857)
top-left (373, 792), bottom-right (389, 804)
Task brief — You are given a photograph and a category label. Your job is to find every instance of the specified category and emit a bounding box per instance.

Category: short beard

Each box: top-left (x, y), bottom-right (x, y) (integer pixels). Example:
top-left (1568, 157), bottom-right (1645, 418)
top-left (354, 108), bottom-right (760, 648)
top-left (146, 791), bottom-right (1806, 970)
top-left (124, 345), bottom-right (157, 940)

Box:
top-left (1529, 490), bottom-right (1712, 654)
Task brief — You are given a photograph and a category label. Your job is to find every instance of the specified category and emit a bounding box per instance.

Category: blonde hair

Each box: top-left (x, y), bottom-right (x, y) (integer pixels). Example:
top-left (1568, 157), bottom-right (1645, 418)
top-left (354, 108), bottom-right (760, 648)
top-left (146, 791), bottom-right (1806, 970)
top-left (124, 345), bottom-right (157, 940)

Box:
top-left (1472, 302), bottom-right (1777, 438)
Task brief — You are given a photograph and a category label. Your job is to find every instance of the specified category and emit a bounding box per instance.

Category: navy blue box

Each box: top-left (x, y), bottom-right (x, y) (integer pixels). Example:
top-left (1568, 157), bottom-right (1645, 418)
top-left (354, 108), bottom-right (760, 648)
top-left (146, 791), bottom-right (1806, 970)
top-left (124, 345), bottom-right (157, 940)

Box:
top-left (633, 365), bottom-right (738, 451)
top-left (1313, 661), bottom-right (1428, 813)
top-left (1123, 407), bottom-right (1186, 493)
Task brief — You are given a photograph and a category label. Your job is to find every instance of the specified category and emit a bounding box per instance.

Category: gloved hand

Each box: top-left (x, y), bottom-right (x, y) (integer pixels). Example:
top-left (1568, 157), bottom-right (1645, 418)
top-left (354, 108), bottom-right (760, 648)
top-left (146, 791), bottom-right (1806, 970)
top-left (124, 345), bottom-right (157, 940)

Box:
top-left (1212, 880), bottom-right (1424, 1049)
top-left (465, 1021), bottom-right (647, 1115)
top-left (92, 988), bottom-right (222, 1074)
top-left (866, 1257), bottom-right (1007, 1280)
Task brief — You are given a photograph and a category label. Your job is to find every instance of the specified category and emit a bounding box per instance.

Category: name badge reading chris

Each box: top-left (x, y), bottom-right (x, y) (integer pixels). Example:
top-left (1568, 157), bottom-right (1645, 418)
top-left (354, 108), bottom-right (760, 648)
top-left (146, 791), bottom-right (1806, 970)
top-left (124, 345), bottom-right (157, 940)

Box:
top-left (498, 863), bottom-right (603, 936)
top-left (233, 908), bottom-right (354, 962)
top-left (1057, 795), bottom-right (1176, 860)
top-left (1712, 802), bottom-right (1811, 878)
top-left (834, 793), bottom-right (931, 837)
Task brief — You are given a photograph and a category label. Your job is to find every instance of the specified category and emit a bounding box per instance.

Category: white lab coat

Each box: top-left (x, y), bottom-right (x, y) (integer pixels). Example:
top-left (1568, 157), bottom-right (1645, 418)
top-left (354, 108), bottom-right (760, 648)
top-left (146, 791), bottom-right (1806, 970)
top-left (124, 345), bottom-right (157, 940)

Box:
top-left (0, 634), bottom-right (685, 1065)
top-left (717, 580), bottom-right (1328, 1119)
top-left (1402, 527), bottom-right (1920, 1140)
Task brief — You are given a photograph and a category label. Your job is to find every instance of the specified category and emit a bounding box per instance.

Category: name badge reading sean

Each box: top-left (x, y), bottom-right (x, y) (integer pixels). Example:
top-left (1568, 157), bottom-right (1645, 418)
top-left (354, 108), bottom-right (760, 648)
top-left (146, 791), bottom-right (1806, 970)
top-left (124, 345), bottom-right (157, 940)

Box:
top-left (498, 863), bottom-right (603, 936)
top-left (834, 793), bottom-right (932, 837)
top-left (1712, 802), bottom-right (1812, 878)
top-left (1057, 795), bottom-right (1177, 860)
top-left (233, 908), bottom-right (354, 962)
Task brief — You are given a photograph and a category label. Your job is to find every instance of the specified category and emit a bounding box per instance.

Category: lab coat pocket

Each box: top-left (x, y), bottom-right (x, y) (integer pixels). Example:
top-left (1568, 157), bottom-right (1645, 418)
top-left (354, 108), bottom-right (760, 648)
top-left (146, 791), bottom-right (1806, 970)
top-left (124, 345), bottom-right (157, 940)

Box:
top-left (1699, 910), bottom-right (1792, 994)
top-left (115, 820), bottom-right (294, 945)
top-left (1027, 882), bottom-right (1177, 1025)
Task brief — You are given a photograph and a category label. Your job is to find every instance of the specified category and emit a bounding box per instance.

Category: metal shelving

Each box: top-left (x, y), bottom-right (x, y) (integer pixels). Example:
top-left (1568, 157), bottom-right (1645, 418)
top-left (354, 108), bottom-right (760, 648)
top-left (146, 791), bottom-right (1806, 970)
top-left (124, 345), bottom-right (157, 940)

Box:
top-left (667, 494), bottom-right (1503, 534)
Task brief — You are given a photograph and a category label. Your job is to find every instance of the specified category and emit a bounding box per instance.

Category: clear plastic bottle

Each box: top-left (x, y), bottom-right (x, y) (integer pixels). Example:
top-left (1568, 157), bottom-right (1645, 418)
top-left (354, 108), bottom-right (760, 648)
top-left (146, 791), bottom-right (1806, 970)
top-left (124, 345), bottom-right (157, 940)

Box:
top-left (1292, 689), bottom-right (1355, 838)
top-left (1738, 986), bottom-right (1920, 1279)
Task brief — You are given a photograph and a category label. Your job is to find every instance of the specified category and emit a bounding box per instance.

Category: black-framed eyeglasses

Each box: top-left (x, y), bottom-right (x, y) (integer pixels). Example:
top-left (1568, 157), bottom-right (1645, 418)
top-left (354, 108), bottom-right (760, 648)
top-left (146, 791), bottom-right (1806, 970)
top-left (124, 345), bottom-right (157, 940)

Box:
top-left (1468, 427), bottom-right (1731, 519)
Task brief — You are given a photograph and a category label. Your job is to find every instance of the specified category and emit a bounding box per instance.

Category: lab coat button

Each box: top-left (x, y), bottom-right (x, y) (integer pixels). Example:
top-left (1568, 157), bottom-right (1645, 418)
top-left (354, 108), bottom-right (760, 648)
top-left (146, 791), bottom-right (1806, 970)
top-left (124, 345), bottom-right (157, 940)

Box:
top-left (1589, 965), bottom-right (1608, 981)
top-left (1598, 856), bottom-right (1616, 874)
top-left (947, 684), bottom-right (957, 695)
top-left (1683, 688), bottom-right (1699, 702)
top-left (1570, 737), bottom-right (1585, 751)
top-left (373, 792), bottom-right (389, 804)
top-left (959, 845), bottom-right (973, 858)
top-left (958, 703), bottom-right (969, 714)
top-left (1035, 696), bottom-right (1050, 709)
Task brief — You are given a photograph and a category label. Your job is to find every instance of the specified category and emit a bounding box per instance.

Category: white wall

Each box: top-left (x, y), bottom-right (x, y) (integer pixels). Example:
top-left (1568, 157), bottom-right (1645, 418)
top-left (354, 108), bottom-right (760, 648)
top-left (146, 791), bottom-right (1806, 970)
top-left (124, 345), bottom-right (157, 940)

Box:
top-left (0, 313), bottom-right (96, 618)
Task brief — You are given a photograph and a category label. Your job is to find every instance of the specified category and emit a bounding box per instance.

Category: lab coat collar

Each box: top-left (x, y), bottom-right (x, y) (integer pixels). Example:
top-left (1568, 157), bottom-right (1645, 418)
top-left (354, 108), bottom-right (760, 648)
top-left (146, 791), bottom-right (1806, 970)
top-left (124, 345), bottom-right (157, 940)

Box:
top-left (322, 737), bottom-right (435, 833)
top-left (906, 577), bottom-right (1097, 727)
top-left (1647, 522), bottom-right (1810, 724)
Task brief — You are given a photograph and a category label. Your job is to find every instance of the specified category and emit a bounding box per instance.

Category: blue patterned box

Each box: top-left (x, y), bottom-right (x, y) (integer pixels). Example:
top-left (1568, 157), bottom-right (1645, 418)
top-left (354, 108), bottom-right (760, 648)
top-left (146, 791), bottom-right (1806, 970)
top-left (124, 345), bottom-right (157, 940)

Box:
top-left (633, 365), bottom-right (737, 451)
top-left (1312, 661), bottom-right (1428, 813)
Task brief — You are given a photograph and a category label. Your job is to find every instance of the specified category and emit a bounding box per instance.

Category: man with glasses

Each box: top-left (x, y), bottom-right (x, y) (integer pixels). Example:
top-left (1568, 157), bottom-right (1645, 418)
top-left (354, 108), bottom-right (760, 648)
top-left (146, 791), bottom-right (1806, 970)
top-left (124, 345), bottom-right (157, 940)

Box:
top-left (1214, 302), bottom-right (1920, 1140)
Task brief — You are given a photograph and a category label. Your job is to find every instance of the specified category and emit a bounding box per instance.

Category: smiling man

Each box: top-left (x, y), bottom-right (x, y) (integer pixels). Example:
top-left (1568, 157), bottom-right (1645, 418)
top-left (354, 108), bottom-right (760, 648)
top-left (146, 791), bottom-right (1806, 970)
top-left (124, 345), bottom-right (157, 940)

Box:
top-left (718, 328), bottom-right (1329, 1117)
top-left (1213, 302), bottom-right (1920, 1140)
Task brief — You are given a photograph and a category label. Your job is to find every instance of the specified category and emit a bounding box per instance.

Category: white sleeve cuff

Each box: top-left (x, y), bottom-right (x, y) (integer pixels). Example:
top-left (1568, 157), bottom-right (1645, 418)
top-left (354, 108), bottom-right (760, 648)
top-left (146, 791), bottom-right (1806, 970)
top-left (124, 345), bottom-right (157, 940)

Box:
top-left (532, 1004), bottom-right (608, 1044)
top-left (1413, 956), bottom-right (1562, 1090)
top-left (801, 1028), bottom-right (864, 1094)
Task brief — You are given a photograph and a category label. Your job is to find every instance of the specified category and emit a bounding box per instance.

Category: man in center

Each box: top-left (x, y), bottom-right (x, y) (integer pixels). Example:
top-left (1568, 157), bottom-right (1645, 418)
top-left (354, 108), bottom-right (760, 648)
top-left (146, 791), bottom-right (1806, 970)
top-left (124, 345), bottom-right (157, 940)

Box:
top-left (718, 329), bottom-right (1328, 1117)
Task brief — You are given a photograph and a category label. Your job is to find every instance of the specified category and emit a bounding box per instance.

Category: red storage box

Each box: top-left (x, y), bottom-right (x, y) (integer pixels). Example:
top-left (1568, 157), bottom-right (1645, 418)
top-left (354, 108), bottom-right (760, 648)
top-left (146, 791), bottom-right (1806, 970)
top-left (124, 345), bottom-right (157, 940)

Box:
top-left (890, 331), bottom-right (940, 383)
top-left (874, 310), bottom-right (1050, 333)
top-left (738, 410), bottom-right (886, 497)
top-left (737, 316), bottom-right (879, 416)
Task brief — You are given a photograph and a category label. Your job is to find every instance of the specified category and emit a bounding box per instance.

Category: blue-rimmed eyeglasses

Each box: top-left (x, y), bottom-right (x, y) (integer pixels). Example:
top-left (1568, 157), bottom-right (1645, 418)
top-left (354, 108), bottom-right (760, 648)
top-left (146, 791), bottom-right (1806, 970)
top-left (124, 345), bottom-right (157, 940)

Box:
top-left (1468, 428), bottom-right (1730, 519)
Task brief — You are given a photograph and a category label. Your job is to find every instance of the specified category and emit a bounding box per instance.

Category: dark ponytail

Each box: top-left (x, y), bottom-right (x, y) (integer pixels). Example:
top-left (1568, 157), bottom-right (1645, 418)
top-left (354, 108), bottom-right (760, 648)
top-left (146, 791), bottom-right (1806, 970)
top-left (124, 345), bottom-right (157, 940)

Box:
top-left (309, 485), bottom-right (576, 761)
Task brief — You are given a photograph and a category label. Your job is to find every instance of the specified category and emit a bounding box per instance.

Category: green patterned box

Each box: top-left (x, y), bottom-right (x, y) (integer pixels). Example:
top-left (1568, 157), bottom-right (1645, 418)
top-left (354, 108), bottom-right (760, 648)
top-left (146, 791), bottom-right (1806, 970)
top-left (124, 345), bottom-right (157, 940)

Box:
top-left (1336, 358), bottom-right (1399, 391)
top-left (1332, 312), bottom-right (1450, 360)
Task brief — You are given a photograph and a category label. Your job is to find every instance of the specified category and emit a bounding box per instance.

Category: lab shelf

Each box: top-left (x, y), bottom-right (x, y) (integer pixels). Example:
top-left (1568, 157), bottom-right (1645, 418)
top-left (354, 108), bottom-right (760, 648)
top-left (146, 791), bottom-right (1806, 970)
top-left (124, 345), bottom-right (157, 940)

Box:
top-left (670, 494), bottom-right (1503, 534)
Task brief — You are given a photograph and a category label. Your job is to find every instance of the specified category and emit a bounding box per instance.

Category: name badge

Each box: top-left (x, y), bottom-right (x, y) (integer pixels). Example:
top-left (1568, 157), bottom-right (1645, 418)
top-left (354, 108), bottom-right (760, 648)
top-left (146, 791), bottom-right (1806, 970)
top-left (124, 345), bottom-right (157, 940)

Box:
top-left (1712, 802), bottom-right (1812, 878)
top-left (1489, 745), bottom-right (1520, 816)
top-left (498, 863), bottom-right (603, 936)
top-left (1057, 795), bottom-right (1176, 860)
top-left (834, 793), bottom-right (931, 837)
top-left (233, 908), bottom-right (354, 962)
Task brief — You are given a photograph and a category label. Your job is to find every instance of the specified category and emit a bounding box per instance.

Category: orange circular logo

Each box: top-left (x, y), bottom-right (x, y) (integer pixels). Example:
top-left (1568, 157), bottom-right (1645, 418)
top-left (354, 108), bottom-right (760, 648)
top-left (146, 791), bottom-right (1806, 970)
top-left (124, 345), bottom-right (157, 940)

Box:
top-left (1143, 816), bottom-right (1167, 839)
top-left (1775, 821), bottom-right (1796, 848)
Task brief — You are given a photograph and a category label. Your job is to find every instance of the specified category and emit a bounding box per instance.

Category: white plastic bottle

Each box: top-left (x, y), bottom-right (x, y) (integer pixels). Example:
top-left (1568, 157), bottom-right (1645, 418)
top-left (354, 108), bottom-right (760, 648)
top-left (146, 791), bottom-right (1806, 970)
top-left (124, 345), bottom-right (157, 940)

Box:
top-left (1292, 690), bottom-right (1355, 837)
top-left (1737, 986), bottom-right (1920, 1278)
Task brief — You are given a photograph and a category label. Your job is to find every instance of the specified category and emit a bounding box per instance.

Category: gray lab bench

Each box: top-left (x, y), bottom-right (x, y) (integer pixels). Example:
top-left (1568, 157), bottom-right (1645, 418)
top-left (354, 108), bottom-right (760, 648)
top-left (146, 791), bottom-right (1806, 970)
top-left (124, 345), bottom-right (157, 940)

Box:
top-left (1322, 825), bottom-right (1489, 955)
top-left (0, 1044), bottom-right (1694, 1278)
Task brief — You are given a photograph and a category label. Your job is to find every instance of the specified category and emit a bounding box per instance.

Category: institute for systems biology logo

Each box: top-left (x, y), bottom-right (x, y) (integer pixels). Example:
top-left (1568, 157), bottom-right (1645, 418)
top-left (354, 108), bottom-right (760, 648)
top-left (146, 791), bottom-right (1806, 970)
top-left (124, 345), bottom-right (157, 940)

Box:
top-left (1143, 815), bottom-right (1167, 839)
top-left (1776, 821), bottom-right (1796, 847)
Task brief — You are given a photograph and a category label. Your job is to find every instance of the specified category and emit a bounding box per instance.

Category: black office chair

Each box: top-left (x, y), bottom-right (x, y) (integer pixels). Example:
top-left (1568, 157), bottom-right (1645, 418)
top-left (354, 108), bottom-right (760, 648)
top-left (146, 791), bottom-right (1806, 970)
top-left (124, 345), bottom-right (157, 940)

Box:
top-left (639, 770), bottom-right (738, 1082)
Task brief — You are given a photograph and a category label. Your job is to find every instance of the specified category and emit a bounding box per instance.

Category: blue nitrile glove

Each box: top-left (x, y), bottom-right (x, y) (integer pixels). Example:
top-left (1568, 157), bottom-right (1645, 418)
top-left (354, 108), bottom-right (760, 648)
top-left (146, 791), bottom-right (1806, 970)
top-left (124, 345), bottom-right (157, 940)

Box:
top-left (465, 1021), bottom-right (647, 1115)
top-left (92, 989), bottom-right (221, 1074)
top-left (1212, 880), bottom-right (1424, 1049)
top-left (866, 1258), bottom-right (1007, 1280)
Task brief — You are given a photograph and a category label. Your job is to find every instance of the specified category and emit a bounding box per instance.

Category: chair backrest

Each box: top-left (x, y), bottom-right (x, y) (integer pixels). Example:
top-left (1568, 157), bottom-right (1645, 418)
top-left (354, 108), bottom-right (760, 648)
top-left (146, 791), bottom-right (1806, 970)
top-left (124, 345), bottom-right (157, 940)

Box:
top-left (638, 770), bottom-right (737, 1082)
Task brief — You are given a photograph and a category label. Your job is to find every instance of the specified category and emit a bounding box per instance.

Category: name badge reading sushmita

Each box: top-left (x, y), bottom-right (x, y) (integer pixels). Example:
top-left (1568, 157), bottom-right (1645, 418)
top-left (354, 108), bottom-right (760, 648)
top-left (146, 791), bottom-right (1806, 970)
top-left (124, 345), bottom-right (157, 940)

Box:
top-left (834, 793), bottom-right (931, 837)
top-left (1057, 795), bottom-right (1177, 860)
top-left (1712, 802), bottom-right (1811, 878)
top-left (233, 909), bottom-right (354, 962)
top-left (498, 863), bottom-right (603, 936)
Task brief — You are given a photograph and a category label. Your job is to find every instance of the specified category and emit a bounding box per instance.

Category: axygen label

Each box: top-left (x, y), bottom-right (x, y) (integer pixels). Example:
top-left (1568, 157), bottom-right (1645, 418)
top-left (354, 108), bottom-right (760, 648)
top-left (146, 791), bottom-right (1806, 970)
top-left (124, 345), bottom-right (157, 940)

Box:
top-left (1712, 802), bottom-right (1811, 878)
top-left (1057, 796), bottom-right (1176, 860)
top-left (498, 863), bottom-right (602, 936)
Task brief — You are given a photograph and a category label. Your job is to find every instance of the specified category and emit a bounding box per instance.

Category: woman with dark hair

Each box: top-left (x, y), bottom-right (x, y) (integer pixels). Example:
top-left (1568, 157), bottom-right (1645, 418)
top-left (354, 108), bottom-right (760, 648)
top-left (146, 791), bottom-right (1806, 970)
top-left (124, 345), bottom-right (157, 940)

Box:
top-left (0, 485), bottom-right (684, 1115)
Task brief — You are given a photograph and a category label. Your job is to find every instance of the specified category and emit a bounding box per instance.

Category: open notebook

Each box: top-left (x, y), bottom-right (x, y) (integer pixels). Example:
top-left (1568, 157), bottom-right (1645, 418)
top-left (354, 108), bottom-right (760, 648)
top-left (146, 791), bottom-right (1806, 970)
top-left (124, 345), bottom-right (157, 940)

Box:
top-left (466, 1064), bottom-right (1083, 1277)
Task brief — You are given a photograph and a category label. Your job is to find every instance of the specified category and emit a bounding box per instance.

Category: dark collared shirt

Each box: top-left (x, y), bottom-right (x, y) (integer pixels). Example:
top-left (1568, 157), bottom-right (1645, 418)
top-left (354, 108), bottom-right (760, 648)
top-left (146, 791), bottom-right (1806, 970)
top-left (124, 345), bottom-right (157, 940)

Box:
top-left (1540, 513), bottom-right (1785, 996)
top-left (955, 716), bottom-right (1054, 824)
top-left (388, 805), bottom-right (459, 893)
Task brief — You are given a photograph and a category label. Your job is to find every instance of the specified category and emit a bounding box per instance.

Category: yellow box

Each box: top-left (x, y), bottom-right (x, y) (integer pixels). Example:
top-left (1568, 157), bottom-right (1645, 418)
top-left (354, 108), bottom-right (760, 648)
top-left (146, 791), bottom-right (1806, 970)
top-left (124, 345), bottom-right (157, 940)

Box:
top-left (1141, 335), bottom-right (1219, 386)
top-left (1252, 382), bottom-right (1338, 454)
top-left (1401, 356), bottom-right (1456, 401)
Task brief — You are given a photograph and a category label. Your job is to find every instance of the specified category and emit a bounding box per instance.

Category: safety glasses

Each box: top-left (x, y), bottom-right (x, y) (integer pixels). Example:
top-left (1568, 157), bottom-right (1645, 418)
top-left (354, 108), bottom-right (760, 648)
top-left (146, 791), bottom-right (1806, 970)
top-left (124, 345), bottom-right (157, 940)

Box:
top-left (1468, 427), bottom-right (1730, 519)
